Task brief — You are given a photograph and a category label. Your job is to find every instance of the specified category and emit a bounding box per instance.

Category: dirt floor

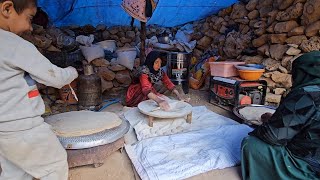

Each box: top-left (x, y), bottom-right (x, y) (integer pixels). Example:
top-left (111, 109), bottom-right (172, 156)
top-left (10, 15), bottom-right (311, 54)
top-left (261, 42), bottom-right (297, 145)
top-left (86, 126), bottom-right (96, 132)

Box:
top-left (68, 89), bottom-right (242, 180)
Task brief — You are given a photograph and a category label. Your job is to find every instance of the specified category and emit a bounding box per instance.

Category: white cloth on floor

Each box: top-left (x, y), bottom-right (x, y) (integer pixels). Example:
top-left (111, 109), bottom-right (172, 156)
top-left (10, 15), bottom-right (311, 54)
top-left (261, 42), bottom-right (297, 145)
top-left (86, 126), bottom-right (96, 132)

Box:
top-left (125, 124), bottom-right (252, 180)
top-left (124, 106), bottom-right (238, 141)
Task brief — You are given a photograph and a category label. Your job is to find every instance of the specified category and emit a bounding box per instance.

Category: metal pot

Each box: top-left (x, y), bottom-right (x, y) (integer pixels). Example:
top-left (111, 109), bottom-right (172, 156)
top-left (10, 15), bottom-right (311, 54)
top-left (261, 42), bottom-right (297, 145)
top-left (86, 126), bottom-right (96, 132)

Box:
top-left (166, 52), bottom-right (191, 94)
top-left (158, 36), bottom-right (171, 44)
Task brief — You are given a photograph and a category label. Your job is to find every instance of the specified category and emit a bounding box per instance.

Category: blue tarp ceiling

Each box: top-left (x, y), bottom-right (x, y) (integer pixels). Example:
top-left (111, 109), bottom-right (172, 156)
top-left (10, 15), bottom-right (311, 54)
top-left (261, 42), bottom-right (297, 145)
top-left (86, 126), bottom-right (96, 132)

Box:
top-left (38, 0), bottom-right (238, 27)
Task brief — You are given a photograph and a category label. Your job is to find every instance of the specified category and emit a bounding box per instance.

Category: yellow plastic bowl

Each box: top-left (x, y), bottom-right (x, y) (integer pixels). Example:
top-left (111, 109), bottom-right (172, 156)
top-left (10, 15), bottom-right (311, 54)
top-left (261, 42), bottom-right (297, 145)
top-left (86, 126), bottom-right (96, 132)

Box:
top-left (238, 69), bottom-right (265, 80)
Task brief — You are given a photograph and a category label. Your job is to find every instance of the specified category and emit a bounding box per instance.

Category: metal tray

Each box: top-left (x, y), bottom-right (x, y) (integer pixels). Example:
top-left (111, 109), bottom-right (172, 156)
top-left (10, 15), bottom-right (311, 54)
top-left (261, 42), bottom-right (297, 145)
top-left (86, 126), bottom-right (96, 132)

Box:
top-left (233, 104), bottom-right (276, 126)
top-left (58, 119), bottom-right (130, 149)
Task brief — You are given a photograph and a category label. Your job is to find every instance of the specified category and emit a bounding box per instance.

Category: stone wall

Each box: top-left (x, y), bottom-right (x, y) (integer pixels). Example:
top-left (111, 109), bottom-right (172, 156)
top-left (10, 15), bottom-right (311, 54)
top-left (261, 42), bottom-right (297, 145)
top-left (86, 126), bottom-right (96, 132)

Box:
top-left (100, 0), bottom-right (320, 105)
top-left (190, 0), bottom-right (320, 104)
top-left (24, 0), bottom-right (320, 105)
top-left (22, 25), bottom-right (141, 95)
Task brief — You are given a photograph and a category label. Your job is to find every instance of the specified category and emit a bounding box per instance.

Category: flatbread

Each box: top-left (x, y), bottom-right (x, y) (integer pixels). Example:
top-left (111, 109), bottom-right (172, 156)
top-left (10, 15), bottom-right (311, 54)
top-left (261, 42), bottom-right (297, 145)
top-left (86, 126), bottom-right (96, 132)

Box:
top-left (45, 111), bottom-right (122, 137)
top-left (138, 99), bottom-right (192, 118)
top-left (239, 106), bottom-right (275, 121)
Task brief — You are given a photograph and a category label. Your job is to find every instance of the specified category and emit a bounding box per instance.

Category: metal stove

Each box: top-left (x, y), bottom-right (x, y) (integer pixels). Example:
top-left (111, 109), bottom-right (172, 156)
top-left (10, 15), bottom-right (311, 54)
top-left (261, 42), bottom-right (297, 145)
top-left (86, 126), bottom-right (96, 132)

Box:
top-left (209, 76), bottom-right (267, 110)
top-left (57, 120), bottom-right (130, 168)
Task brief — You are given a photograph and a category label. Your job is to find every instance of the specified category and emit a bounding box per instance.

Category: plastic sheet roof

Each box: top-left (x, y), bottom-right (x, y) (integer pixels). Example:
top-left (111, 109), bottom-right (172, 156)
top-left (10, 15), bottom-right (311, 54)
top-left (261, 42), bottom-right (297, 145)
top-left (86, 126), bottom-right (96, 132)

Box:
top-left (38, 0), bottom-right (238, 27)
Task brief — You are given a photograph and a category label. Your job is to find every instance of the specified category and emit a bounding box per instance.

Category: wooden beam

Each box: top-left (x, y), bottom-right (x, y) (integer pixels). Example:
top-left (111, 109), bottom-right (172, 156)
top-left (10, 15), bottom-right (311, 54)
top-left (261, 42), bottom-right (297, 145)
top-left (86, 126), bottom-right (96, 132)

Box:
top-left (130, 17), bottom-right (134, 28)
top-left (140, 21), bottom-right (146, 64)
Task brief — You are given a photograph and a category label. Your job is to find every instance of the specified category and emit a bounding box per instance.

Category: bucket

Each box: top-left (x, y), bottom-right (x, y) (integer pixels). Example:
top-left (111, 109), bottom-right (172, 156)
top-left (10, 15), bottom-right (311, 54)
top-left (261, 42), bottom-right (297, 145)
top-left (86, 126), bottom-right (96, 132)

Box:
top-left (59, 79), bottom-right (78, 104)
top-left (166, 52), bottom-right (191, 94)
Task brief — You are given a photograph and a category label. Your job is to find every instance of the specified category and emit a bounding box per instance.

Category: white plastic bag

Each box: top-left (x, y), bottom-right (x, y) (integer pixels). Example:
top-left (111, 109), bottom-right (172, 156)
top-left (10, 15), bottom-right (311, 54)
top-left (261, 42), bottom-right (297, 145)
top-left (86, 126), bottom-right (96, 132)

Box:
top-left (80, 45), bottom-right (105, 63)
top-left (116, 47), bottom-right (137, 70)
top-left (76, 35), bottom-right (94, 46)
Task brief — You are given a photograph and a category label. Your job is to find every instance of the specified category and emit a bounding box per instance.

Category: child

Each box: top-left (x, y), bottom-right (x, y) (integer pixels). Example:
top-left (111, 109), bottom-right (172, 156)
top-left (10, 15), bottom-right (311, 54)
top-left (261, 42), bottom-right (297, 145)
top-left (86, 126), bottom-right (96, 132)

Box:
top-left (126, 51), bottom-right (188, 110)
top-left (0, 0), bottom-right (78, 179)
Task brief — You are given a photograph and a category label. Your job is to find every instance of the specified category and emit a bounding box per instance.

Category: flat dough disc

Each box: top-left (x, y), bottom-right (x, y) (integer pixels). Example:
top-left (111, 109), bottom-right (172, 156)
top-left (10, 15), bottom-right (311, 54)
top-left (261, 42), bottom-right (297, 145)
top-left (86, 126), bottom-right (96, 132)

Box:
top-left (239, 106), bottom-right (275, 122)
top-left (45, 111), bottom-right (122, 137)
top-left (138, 99), bottom-right (192, 118)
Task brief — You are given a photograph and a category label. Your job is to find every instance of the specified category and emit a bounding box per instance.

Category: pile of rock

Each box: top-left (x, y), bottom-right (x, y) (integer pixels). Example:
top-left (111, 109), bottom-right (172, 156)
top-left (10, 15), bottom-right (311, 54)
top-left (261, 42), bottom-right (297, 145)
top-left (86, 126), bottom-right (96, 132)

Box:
top-left (23, 24), bottom-right (142, 53)
top-left (91, 58), bottom-right (138, 94)
top-left (22, 25), bottom-right (141, 108)
top-left (100, 26), bottom-right (140, 48)
top-left (24, 0), bottom-right (320, 106)
top-left (191, 0), bottom-right (320, 104)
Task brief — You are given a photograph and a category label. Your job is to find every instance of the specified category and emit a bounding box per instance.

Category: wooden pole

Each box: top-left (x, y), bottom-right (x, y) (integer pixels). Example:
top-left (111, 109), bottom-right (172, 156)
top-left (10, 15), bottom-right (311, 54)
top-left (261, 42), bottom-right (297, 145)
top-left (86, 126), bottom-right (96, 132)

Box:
top-left (140, 21), bottom-right (146, 64)
top-left (130, 17), bottom-right (134, 28)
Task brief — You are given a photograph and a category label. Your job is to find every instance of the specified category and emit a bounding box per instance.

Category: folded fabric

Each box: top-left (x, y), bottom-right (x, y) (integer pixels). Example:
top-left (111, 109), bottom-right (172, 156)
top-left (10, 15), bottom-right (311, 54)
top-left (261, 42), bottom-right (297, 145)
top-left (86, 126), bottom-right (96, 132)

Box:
top-left (124, 106), bottom-right (238, 141)
top-left (121, 0), bottom-right (147, 22)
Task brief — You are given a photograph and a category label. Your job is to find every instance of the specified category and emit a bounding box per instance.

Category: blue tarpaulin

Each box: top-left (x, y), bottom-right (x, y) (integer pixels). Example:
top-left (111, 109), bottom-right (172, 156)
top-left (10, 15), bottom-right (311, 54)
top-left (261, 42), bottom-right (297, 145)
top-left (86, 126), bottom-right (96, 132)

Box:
top-left (38, 0), bottom-right (238, 27)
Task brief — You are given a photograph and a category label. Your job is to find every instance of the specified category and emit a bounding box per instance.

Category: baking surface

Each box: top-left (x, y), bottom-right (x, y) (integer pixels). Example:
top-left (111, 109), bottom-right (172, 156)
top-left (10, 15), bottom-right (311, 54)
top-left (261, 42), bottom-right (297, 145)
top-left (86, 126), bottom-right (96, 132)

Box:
top-left (45, 111), bottom-right (122, 137)
top-left (138, 99), bottom-right (192, 118)
top-left (238, 106), bottom-right (275, 125)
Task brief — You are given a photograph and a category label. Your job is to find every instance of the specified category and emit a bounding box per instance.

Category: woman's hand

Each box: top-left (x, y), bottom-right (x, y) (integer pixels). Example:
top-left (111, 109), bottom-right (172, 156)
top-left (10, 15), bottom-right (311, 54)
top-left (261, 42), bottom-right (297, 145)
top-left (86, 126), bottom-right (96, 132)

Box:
top-left (173, 89), bottom-right (190, 102)
top-left (261, 112), bottom-right (273, 123)
top-left (158, 94), bottom-right (169, 101)
top-left (176, 92), bottom-right (190, 102)
top-left (178, 95), bottom-right (191, 102)
top-left (159, 100), bottom-right (170, 111)
top-left (148, 92), bottom-right (170, 111)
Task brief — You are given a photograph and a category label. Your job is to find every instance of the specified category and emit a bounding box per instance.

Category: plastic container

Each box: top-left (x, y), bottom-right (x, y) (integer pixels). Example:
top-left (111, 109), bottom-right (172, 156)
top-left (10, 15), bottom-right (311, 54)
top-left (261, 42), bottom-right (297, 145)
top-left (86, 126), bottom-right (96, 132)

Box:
top-left (209, 62), bottom-right (245, 77)
top-left (235, 65), bottom-right (259, 70)
top-left (246, 64), bottom-right (265, 69)
top-left (235, 64), bottom-right (264, 70)
top-left (238, 69), bottom-right (265, 80)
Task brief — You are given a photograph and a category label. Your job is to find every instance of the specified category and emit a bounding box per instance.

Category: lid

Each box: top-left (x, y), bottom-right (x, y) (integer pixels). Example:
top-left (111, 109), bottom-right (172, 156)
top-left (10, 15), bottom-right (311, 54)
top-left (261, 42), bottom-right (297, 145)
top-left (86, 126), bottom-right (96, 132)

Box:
top-left (238, 69), bottom-right (265, 72)
top-left (210, 61), bottom-right (245, 64)
top-left (83, 64), bottom-right (94, 75)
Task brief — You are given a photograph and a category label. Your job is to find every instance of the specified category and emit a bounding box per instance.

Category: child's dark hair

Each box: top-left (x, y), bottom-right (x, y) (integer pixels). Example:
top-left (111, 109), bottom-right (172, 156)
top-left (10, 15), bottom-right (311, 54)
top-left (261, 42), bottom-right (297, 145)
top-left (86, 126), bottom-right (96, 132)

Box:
top-left (0, 0), bottom-right (37, 14)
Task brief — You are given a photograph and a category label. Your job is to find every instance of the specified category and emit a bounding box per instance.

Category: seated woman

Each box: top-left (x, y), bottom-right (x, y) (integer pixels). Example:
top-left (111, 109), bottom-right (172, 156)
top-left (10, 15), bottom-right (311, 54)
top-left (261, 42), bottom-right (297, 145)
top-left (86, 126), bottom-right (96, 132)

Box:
top-left (126, 51), bottom-right (186, 110)
top-left (241, 51), bottom-right (320, 180)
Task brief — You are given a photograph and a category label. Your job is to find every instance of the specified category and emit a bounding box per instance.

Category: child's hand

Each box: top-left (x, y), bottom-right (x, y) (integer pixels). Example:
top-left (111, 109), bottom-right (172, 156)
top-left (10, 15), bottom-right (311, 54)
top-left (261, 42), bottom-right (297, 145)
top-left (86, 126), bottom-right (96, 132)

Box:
top-left (158, 94), bottom-right (169, 100)
top-left (181, 97), bottom-right (191, 103)
top-left (159, 100), bottom-right (170, 111)
top-left (178, 95), bottom-right (190, 103)
top-left (67, 66), bottom-right (79, 78)
top-left (173, 89), bottom-right (190, 103)
top-left (261, 112), bottom-right (273, 123)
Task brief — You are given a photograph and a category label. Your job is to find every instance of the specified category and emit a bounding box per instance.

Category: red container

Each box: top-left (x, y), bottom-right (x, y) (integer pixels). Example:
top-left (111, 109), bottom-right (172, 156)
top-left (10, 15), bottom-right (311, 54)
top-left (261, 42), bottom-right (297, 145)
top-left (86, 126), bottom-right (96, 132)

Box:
top-left (209, 62), bottom-right (245, 77)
